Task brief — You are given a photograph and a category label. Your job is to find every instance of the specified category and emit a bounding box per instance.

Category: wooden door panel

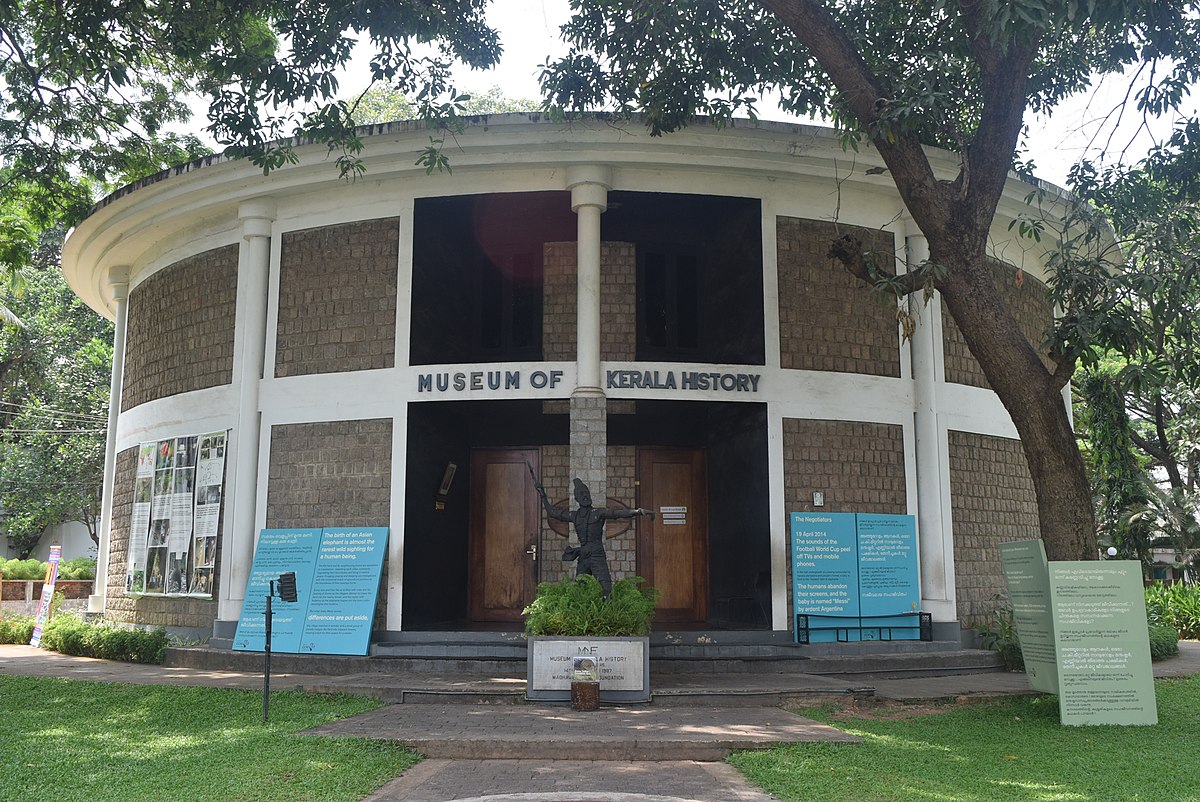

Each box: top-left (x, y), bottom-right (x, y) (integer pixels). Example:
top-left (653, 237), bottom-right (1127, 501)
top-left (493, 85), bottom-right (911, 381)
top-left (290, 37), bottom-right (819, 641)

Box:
top-left (469, 449), bottom-right (539, 621)
top-left (638, 448), bottom-right (707, 623)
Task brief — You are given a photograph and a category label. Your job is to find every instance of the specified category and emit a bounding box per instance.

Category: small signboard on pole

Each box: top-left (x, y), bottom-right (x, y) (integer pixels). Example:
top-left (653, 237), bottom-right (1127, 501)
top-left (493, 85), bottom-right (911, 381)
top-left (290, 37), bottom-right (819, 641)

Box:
top-left (29, 545), bottom-right (62, 648)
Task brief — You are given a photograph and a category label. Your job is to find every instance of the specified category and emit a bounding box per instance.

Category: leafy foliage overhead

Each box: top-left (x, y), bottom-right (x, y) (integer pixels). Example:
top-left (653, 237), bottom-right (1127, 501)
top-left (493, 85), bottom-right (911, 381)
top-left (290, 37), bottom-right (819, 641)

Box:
top-left (0, 0), bottom-right (502, 226)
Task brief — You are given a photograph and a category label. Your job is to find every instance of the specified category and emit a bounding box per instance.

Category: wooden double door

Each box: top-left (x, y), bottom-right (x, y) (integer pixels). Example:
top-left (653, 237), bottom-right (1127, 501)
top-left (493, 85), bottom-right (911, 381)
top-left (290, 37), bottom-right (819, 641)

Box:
top-left (468, 446), bottom-right (708, 624)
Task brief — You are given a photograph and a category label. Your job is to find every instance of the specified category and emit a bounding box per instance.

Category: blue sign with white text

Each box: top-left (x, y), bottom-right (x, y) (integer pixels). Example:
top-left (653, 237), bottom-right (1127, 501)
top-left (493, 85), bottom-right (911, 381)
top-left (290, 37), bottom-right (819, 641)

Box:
top-left (856, 514), bottom-right (921, 639)
top-left (791, 512), bottom-right (860, 642)
top-left (790, 512), bottom-right (921, 643)
top-left (233, 527), bottom-right (388, 655)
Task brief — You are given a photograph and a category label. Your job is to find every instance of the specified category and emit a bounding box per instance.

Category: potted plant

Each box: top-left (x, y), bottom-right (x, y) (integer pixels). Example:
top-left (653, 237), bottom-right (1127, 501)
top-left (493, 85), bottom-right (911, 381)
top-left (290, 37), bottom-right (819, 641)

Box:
top-left (523, 575), bottom-right (658, 702)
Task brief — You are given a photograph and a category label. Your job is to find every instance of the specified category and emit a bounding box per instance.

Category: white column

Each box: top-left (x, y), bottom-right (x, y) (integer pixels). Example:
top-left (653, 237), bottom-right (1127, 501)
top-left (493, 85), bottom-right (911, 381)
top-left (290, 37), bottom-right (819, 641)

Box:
top-left (567, 165), bottom-right (612, 397)
top-left (216, 200), bottom-right (276, 627)
top-left (88, 267), bottom-right (130, 614)
top-left (908, 234), bottom-right (956, 620)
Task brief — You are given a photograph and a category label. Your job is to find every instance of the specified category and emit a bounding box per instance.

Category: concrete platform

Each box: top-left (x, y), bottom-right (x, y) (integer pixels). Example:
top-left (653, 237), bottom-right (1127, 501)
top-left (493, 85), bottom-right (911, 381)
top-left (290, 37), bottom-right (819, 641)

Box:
top-left (301, 703), bottom-right (859, 760)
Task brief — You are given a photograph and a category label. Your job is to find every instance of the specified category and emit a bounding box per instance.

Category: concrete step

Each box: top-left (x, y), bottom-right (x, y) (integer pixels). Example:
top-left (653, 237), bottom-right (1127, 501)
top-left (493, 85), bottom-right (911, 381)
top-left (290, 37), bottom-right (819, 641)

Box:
top-left (299, 703), bottom-right (860, 760)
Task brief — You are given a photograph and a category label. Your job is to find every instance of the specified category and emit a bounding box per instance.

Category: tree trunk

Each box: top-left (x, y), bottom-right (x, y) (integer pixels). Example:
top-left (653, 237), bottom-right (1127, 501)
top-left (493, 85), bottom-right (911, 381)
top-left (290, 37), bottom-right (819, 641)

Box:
top-left (937, 252), bottom-right (1097, 561)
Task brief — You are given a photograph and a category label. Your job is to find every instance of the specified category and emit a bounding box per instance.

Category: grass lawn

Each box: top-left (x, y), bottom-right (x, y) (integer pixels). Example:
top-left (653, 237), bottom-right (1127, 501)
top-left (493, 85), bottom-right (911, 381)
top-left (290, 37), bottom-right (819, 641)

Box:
top-left (0, 676), bottom-right (418, 802)
top-left (731, 675), bottom-right (1200, 802)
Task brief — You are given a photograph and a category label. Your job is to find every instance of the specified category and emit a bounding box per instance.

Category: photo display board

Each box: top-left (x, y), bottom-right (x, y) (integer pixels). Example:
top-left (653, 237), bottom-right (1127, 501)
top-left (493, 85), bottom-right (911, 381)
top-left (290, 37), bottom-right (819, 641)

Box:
top-left (791, 512), bottom-right (920, 642)
top-left (233, 527), bottom-right (388, 656)
top-left (1000, 540), bottom-right (1157, 726)
top-left (125, 431), bottom-right (227, 598)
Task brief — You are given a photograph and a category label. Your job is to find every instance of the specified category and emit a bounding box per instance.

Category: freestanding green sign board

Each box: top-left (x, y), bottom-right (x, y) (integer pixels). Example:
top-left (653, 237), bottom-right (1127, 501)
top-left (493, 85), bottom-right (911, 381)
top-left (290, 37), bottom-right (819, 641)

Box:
top-left (998, 540), bottom-right (1058, 694)
top-left (1049, 561), bottom-right (1157, 726)
top-left (999, 539), bottom-right (1157, 726)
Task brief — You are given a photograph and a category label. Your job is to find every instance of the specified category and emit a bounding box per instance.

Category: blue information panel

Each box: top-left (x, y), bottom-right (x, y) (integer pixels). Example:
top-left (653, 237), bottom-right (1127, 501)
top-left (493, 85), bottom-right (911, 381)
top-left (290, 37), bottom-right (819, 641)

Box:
top-left (233, 527), bottom-right (388, 655)
top-left (791, 512), bottom-right (859, 642)
top-left (301, 527), bottom-right (388, 655)
top-left (233, 528), bottom-right (322, 652)
top-left (856, 514), bottom-right (921, 639)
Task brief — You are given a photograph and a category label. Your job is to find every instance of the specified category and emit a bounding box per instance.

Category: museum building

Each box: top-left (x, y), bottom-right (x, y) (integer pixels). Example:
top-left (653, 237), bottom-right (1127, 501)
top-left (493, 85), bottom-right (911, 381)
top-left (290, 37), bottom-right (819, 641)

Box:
top-left (63, 115), bottom-right (1061, 643)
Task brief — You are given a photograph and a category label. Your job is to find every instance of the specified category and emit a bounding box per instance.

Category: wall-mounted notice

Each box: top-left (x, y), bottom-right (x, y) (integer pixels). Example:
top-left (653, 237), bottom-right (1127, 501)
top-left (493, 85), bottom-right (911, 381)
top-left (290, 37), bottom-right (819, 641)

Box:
top-left (999, 540), bottom-right (1059, 694)
top-left (1050, 561), bottom-right (1157, 726)
top-left (791, 512), bottom-right (859, 642)
top-left (857, 514), bottom-right (920, 631)
top-left (233, 527), bottom-right (388, 656)
top-left (125, 431), bottom-right (227, 598)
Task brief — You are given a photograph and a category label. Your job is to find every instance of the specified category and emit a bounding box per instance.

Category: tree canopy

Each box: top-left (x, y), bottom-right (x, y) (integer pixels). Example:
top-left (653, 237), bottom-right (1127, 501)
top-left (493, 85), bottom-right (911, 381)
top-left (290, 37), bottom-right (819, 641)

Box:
top-left (0, 0), bottom-right (501, 229)
top-left (0, 236), bottom-right (112, 558)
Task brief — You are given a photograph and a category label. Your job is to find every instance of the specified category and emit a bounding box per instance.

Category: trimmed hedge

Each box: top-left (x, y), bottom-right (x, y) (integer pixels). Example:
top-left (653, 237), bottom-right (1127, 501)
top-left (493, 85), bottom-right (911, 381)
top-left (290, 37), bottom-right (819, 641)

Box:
top-left (40, 613), bottom-right (168, 664)
top-left (1149, 623), bottom-right (1181, 660)
top-left (0, 556), bottom-right (97, 581)
top-left (0, 615), bottom-right (36, 644)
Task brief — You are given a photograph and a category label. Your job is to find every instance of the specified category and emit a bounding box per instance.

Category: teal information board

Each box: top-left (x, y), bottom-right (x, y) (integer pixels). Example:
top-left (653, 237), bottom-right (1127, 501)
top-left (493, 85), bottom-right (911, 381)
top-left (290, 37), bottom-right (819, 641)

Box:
top-left (233, 527), bottom-right (388, 655)
top-left (791, 512), bottom-right (920, 642)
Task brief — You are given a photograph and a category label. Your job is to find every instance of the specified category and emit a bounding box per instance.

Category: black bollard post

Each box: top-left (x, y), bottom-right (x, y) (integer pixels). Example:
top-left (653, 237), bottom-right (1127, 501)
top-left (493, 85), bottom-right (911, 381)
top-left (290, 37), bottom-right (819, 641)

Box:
top-left (263, 579), bottom-right (274, 723)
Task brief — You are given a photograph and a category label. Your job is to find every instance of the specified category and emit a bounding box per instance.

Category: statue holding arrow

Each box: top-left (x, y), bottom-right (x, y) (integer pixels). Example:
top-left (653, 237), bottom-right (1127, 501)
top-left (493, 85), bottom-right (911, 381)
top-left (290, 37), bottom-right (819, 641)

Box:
top-left (528, 464), bottom-right (654, 597)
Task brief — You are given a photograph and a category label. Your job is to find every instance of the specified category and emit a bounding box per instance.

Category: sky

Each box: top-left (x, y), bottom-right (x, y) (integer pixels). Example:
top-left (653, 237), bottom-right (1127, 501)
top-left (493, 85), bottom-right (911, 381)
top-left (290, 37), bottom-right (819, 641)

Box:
top-left (345, 0), bottom-right (1193, 190)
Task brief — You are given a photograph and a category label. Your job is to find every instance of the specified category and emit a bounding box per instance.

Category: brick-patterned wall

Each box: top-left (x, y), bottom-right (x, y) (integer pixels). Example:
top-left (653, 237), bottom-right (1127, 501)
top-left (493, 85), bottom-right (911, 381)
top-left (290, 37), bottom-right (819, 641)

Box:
top-left (543, 241), bottom-right (637, 362)
top-left (948, 430), bottom-right (1040, 627)
top-left (266, 418), bottom-right (393, 631)
top-left (777, 219), bottom-right (900, 377)
top-left (265, 419), bottom-right (393, 528)
top-left (275, 219), bottom-right (398, 378)
top-left (942, 263), bottom-right (1054, 388)
top-left (782, 419), bottom-right (908, 514)
top-left (600, 243), bottom-right (637, 361)
top-left (606, 445), bottom-right (639, 581)
top-left (122, 246), bottom-right (238, 411)
top-left (105, 447), bottom-right (219, 630)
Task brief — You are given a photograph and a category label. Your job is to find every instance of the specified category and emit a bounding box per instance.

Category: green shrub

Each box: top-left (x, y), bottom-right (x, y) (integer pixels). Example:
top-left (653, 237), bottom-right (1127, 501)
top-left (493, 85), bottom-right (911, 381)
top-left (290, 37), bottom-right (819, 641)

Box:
top-left (41, 613), bottom-right (168, 664)
top-left (1148, 622), bottom-right (1181, 661)
top-left (1145, 583), bottom-right (1200, 640)
top-left (57, 557), bottom-right (97, 581)
top-left (523, 575), bottom-right (659, 637)
top-left (0, 558), bottom-right (47, 581)
top-left (0, 614), bottom-right (36, 644)
top-left (975, 600), bottom-right (1024, 671)
top-left (0, 556), bottom-right (96, 581)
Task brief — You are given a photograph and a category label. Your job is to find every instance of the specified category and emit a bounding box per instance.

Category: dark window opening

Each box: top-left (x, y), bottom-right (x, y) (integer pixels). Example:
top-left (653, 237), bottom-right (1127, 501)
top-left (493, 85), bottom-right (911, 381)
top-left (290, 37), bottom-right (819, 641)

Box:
top-left (639, 249), bottom-right (700, 355)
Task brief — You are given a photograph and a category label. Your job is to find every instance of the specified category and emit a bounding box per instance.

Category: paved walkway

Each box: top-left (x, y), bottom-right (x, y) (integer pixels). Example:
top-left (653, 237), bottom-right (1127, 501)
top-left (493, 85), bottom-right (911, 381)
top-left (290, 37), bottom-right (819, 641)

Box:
top-left (4, 641), bottom-right (1199, 802)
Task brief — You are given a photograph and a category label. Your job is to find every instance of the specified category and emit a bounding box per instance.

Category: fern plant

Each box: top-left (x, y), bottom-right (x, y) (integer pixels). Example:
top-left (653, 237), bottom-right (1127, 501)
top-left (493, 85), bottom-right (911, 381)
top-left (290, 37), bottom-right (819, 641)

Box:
top-left (523, 575), bottom-right (659, 637)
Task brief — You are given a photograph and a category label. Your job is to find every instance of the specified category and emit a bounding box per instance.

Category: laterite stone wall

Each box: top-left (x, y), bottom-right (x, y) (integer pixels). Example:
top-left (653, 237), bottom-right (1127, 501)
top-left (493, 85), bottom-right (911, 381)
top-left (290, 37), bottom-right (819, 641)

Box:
top-left (122, 246), bottom-right (238, 411)
top-left (777, 219), bottom-right (901, 377)
top-left (948, 430), bottom-right (1040, 627)
top-left (275, 219), bottom-right (399, 377)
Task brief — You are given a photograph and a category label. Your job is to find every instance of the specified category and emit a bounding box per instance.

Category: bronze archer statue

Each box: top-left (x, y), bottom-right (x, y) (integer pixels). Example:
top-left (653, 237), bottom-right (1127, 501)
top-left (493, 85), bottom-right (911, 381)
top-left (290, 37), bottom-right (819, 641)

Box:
top-left (535, 477), bottom-right (653, 597)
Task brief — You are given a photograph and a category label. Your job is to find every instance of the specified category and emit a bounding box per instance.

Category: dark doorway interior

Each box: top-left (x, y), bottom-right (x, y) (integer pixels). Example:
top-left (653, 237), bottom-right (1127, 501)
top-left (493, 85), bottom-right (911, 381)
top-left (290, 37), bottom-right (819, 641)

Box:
top-left (614, 401), bottom-right (770, 628)
top-left (402, 400), bottom-right (567, 630)
top-left (402, 400), bottom-right (769, 630)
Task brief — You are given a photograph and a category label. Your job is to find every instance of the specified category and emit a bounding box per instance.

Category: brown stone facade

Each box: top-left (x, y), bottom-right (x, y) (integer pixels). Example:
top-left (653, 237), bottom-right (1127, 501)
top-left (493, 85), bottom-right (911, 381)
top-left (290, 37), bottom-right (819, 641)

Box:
top-left (942, 263), bottom-right (1054, 388)
top-left (265, 419), bottom-right (393, 528)
top-left (275, 219), bottom-right (399, 378)
top-left (542, 241), bottom-right (638, 363)
top-left (777, 218), bottom-right (900, 377)
top-left (122, 246), bottom-right (238, 411)
top-left (782, 419), bottom-right (908, 514)
top-left (105, 446), bottom-right (219, 630)
top-left (948, 430), bottom-right (1040, 627)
